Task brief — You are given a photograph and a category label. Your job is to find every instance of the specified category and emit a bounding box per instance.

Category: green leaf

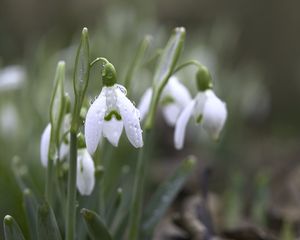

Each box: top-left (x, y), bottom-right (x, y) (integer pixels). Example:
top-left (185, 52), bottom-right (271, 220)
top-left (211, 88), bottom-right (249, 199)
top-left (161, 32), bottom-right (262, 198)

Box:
top-left (37, 201), bottom-right (62, 240)
top-left (142, 156), bottom-right (196, 238)
top-left (72, 27), bottom-right (90, 132)
top-left (81, 208), bottom-right (112, 240)
top-left (153, 27), bottom-right (185, 88)
top-left (145, 27), bottom-right (185, 129)
top-left (23, 189), bottom-right (38, 240)
top-left (49, 61), bottom-right (66, 148)
top-left (3, 215), bottom-right (25, 240)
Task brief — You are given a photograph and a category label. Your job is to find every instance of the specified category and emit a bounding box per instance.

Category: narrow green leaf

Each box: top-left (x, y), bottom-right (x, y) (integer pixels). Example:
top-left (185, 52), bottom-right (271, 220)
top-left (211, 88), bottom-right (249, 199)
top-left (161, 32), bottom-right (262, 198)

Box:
top-left (153, 27), bottom-right (185, 88)
top-left (3, 215), bottom-right (25, 240)
top-left (23, 189), bottom-right (38, 240)
top-left (81, 208), bottom-right (112, 240)
top-left (37, 201), bottom-right (62, 240)
top-left (145, 27), bottom-right (186, 130)
top-left (49, 61), bottom-right (66, 147)
top-left (142, 156), bottom-right (196, 238)
top-left (72, 27), bottom-right (90, 132)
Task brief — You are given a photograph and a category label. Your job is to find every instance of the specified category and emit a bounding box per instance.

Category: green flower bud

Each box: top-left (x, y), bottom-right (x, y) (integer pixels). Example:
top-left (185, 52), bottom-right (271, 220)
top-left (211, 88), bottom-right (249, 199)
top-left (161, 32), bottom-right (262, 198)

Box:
top-left (196, 65), bottom-right (213, 91)
top-left (102, 61), bottom-right (117, 87)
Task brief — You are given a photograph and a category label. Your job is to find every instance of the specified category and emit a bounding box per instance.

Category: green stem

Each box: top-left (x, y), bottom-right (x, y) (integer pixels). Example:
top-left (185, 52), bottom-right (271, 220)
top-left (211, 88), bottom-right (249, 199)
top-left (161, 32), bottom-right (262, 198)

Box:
top-left (128, 130), bottom-right (151, 240)
top-left (172, 60), bottom-right (202, 74)
top-left (65, 132), bottom-right (78, 240)
top-left (45, 157), bottom-right (54, 203)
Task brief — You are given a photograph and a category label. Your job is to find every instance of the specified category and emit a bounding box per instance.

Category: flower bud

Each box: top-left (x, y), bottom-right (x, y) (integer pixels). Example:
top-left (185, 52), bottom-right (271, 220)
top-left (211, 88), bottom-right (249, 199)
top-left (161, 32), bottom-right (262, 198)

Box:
top-left (196, 65), bottom-right (213, 91)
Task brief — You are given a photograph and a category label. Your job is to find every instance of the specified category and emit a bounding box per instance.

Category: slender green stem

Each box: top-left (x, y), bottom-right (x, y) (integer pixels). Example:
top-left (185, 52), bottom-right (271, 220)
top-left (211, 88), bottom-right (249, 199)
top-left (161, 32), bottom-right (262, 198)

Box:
top-left (65, 132), bottom-right (77, 240)
top-left (45, 156), bottom-right (54, 203)
top-left (172, 60), bottom-right (202, 74)
top-left (128, 130), bottom-right (151, 240)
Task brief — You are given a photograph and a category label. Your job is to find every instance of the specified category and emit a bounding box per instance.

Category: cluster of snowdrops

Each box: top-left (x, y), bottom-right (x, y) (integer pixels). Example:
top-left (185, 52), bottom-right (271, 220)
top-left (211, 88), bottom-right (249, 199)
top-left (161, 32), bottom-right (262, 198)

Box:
top-left (3, 27), bottom-right (227, 240)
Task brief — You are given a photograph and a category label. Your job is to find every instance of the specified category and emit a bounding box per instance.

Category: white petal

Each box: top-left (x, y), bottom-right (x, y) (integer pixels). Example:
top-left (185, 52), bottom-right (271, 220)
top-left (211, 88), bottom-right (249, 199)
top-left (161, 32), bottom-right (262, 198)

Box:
top-left (137, 88), bottom-right (152, 121)
top-left (77, 149), bottom-right (95, 195)
top-left (161, 76), bottom-right (192, 126)
top-left (174, 100), bottom-right (195, 150)
top-left (193, 92), bottom-right (208, 122)
top-left (102, 118), bottom-right (124, 147)
top-left (202, 92), bottom-right (227, 140)
top-left (116, 88), bottom-right (143, 148)
top-left (40, 124), bottom-right (51, 167)
top-left (59, 141), bottom-right (69, 160)
top-left (162, 104), bottom-right (181, 126)
top-left (0, 65), bottom-right (26, 92)
top-left (165, 76), bottom-right (192, 107)
top-left (84, 92), bottom-right (107, 155)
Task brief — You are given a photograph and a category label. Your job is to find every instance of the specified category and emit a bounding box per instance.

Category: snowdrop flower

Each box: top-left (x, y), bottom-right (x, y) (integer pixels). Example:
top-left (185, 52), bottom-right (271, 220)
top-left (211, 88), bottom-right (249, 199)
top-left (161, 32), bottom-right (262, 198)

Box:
top-left (85, 83), bottom-right (143, 154)
top-left (40, 123), bottom-right (69, 167)
top-left (40, 121), bottom-right (96, 195)
top-left (0, 65), bottom-right (26, 92)
top-left (77, 148), bottom-right (95, 195)
top-left (174, 89), bottom-right (227, 149)
top-left (138, 76), bottom-right (192, 126)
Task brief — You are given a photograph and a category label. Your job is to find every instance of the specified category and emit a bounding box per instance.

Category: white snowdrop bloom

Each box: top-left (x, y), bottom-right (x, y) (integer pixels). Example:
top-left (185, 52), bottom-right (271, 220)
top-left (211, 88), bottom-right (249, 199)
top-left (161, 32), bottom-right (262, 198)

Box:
top-left (40, 115), bottom-right (71, 167)
top-left (0, 103), bottom-right (19, 138)
top-left (138, 76), bottom-right (192, 126)
top-left (0, 65), bottom-right (26, 92)
top-left (174, 89), bottom-right (227, 149)
top-left (85, 84), bottom-right (143, 154)
top-left (76, 148), bottom-right (95, 195)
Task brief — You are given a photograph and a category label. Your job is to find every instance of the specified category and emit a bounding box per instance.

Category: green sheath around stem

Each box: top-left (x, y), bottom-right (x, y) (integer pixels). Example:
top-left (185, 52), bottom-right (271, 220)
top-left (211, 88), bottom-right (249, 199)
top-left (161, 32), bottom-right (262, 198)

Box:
top-left (128, 129), bottom-right (151, 240)
top-left (65, 132), bottom-right (78, 240)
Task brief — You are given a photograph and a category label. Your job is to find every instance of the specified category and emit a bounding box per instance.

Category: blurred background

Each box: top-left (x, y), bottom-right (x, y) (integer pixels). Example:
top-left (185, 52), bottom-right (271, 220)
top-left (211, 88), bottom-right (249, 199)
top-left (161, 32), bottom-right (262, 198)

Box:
top-left (1, 0), bottom-right (300, 239)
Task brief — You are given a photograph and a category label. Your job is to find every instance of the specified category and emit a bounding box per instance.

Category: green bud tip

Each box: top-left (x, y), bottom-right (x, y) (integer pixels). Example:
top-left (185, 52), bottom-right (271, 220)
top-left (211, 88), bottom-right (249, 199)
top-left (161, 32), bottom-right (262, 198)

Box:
top-left (117, 188), bottom-right (123, 195)
top-left (77, 133), bottom-right (86, 149)
top-left (101, 59), bottom-right (117, 87)
top-left (82, 27), bottom-right (88, 36)
top-left (186, 156), bottom-right (197, 168)
top-left (174, 27), bottom-right (186, 34)
top-left (58, 60), bottom-right (65, 68)
top-left (23, 188), bottom-right (31, 195)
top-left (81, 208), bottom-right (94, 220)
top-left (4, 215), bottom-right (13, 225)
top-left (196, 65), bottom-right (213, 91)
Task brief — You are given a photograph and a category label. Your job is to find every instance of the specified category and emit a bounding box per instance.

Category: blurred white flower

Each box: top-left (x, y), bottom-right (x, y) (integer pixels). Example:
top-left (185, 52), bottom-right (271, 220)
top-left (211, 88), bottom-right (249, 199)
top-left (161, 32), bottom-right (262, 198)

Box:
top-left (76, 148), bottom-right (95, 195)
top-left (0, 103), bottom-right (19, 138)
top-left (40, 120), bottom-right (95, 195)
top-left (40, 123), bottom-right (69, 167)
top-left (0, 65), bottom-right (26, 92)
top-left (85, 84), bottom-right (143, 154)
top-left (174, 89), bottom-right (227, 149)
top-left (138, 76), bottom-right (192, 126)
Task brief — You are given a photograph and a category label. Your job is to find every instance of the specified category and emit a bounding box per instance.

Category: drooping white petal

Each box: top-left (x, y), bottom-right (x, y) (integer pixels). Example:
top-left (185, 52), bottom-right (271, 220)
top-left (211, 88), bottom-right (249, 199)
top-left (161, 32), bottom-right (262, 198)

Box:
top-left (76, 149), bottom-right (95, 195)
top-left (59, 142), bottom-right (69, 160)
top-left (162, 104), bottom-right (181, 126)
top-left (102, 118), bottom-right (124, 147)
top-left (201, 91), bottom-right (227, 140)
top-left (193, 92), bottom-right (208, 122)
top-left (40, 124), bottom-right (51, 167)
top-left (161, 76), bottom-right (192, 126)
top-left (174, 100), bottom-right (195, 150)
top-left (137, 88), bottom-right (152, 121)
top-left (116, 87), bottom-right (143, 148)
top-left (164, 76), bottom-right (192, 107)
top-left (84, 92), bottom-right (107, 155)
